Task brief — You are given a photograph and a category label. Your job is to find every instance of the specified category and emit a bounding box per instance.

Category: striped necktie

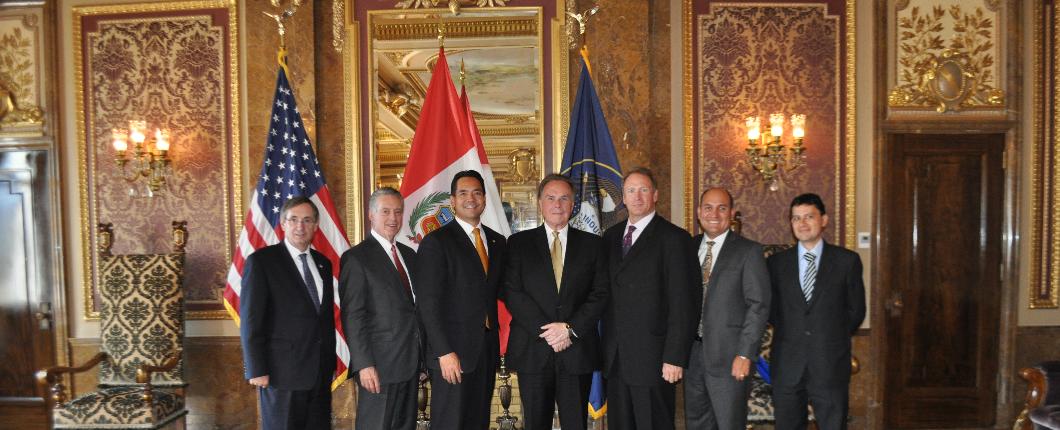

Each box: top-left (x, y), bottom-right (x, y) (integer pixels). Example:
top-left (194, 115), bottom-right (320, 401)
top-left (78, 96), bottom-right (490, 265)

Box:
top-left (802, 252), bottom-right (817, 302)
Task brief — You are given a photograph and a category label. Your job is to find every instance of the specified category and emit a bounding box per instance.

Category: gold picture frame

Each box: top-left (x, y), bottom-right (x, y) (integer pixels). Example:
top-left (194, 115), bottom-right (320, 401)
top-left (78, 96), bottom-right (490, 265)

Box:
top-left (1029, 0), bottom-right (1059, 309)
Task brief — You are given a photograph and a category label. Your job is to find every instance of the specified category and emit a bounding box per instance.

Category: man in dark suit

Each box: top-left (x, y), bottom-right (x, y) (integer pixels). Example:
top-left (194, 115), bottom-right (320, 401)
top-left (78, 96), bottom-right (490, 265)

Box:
top-left (684, 187), bottom-right (770, 429)
top-left (602, 167), bottom-right (701, 430)
top-left (414, 170), bottom-right (507, 430)
top-left (503, 174), bottom-right (609, 430)
top-left (240, 196), bottom-right (336, 430)
top-left (768, 193), bottom-right (866, 430)
top-left (339, 187), bottom-right (421, 430)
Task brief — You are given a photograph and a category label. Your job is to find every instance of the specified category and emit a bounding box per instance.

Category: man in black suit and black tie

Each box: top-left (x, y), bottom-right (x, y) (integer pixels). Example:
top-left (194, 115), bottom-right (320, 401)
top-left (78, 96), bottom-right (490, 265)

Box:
top-left (339, 187), bottom-right (421, 430)
top-left (503, 174), bottom-right (609, 430)
top-left (602, 167), bottom-right (701, 430)
top-left (768, 193), bottom-right (866, 430)
top-left (684, 187), bottom-right (771, 429)
top-left (414, 170), bottom-right (507, 430)
top-left (240, 196), bottom-right (335, 430)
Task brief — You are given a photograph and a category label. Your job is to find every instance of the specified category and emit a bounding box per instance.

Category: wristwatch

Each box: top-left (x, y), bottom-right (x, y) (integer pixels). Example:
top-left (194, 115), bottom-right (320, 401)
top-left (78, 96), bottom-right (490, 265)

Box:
top-left (565, 323), bottom-right (578, 340)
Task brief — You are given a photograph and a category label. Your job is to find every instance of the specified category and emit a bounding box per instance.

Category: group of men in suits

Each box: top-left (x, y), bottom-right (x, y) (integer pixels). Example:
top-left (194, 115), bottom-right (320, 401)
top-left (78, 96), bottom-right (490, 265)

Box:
top-left (238, 167), bottom-right (865, 430)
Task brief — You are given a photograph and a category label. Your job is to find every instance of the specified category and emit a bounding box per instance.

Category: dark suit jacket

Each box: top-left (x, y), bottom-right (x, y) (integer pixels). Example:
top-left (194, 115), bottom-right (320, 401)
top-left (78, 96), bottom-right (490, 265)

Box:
top-left (503, 225), bottom-right (609, 374)
top-left (602, 215), bottom-right (701, 386)
top-left (414, 220), bottom-right (506, 373)
top-left (692, 232), bottom-right (771, 376)
top-left (338, 237), bottom-right (421, 384)
top-left (767, 242), bottom-right (866, 387)
top-left (240, 243), bottom-right (336, 391)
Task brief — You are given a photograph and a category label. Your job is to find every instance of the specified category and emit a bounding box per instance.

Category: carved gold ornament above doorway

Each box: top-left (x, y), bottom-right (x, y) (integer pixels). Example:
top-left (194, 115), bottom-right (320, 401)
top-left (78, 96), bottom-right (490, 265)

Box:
top-left (888, 2), bottom-right (1005, 113)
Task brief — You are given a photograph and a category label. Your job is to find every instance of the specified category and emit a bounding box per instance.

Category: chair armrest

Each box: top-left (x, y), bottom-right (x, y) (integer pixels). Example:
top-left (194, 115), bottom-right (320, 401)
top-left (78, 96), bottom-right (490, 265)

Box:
top-left (35, 352), bottom-right (108, 407)
top-left (136, 350), bottom-right (182, 402)
top-left (1015, 366), bottom-right (1049, 430)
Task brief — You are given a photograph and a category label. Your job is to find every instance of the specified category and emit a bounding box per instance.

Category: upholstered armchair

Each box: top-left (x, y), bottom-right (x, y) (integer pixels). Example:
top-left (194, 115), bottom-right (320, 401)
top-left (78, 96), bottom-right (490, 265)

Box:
top-left (37, 222), bottom-right (189, 429)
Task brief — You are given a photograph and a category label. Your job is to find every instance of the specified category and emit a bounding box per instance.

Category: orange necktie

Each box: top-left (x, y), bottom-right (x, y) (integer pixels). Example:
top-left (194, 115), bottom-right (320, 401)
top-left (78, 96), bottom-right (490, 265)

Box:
top-left (473, 227), bottom-right (490, 329)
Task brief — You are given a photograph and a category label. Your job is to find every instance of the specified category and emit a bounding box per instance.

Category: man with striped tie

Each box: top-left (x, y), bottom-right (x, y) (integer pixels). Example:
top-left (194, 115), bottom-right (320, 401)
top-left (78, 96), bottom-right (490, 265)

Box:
top-left (767, 193), bottom-right (866, 430)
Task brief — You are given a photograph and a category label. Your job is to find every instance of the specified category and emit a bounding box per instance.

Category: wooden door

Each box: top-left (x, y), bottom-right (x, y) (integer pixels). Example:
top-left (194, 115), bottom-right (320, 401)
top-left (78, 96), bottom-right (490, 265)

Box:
top-left (881, 133), bottom-right (1003, 428)
top-left (0, 150), bottom-right (59, 429)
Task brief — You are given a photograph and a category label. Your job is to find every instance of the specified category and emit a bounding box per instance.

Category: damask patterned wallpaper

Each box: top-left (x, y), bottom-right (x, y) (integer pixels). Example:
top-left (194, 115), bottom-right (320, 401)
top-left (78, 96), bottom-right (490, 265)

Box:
top-left (76, 5), bottom-right (238, 318)
top-left (692, 1), bottom-right (848, 245)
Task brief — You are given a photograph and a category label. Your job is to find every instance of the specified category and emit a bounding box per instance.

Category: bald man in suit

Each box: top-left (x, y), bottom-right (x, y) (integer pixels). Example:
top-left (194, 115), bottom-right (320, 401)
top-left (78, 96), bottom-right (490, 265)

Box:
top-left (684, 187), bottom-right (770, 429)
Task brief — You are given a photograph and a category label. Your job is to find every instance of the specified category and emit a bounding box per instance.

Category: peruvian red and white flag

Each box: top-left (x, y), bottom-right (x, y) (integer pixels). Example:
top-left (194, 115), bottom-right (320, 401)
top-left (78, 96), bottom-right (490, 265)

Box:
top-left (397, 47), bottom-right (513, 353)
top-left (397, 48), bottom-right (511, 247)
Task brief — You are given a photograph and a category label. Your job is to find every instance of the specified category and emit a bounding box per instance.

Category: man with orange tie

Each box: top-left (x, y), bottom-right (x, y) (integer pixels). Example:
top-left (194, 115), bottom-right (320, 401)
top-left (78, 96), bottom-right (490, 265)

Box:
top-left (414, 170), bottom-right (507, 430)
top-left (339, 187), bottom-right (421, 430)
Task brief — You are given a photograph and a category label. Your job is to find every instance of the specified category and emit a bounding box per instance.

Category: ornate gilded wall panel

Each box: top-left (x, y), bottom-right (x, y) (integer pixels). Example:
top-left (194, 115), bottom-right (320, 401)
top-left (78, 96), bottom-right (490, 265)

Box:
top-left (686, 1), bottom-right (855, 246)
top-left (887, 0), bottom-right (1006, 116)
top-left (74, 1), bottom-right (240, 319)
top-left (0, 7), bottom-right (45, 137)
top-left (1030, 0), bottom-right (1059, 309)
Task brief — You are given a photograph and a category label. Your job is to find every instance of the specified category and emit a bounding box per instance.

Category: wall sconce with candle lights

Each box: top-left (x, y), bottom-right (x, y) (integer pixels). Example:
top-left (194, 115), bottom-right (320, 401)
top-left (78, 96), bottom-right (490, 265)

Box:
top-left (111, 120), bottom-right (173, 196)
top-left (745, 113), bottom-right (806, 191)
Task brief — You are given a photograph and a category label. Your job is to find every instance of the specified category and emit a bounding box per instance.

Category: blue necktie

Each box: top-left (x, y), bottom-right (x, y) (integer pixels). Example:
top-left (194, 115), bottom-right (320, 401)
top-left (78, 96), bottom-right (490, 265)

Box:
top-left (299, 253), bottom-right (320, 312)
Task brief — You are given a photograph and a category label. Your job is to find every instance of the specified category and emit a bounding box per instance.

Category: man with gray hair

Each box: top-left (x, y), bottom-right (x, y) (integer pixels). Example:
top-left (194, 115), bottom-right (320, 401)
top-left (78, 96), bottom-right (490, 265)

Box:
top-left (339, 187), bottom-right (422, 430)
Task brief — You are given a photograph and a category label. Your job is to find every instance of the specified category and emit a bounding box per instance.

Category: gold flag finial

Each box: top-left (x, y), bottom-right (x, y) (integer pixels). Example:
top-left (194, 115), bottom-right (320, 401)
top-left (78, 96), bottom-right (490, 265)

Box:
top-left (460, 59), bottom-right (466, 86)
top-left (566, 5), bottom-right (600, 49)
top-left (264, 0), bottom-right (304, 50)
top-left (438, 20), bottom-right (446, 48)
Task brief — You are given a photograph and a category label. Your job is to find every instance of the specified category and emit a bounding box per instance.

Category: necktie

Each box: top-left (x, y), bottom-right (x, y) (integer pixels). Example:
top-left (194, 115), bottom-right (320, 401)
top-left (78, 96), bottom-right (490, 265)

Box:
top-left (298, 253), bottom-right (320, 312)
top-left (697, 240), bottom-right (715, 337)
top-left (802, 252), bottom-right (817, 302)
top-left (622, 225), bottom-right (636, 256)
top-left (551, 230), bottom-right (563, 291)
top-left (391, 244), bottom-right (412, 301)
top-left (472, 227), bottom-right (490, 329)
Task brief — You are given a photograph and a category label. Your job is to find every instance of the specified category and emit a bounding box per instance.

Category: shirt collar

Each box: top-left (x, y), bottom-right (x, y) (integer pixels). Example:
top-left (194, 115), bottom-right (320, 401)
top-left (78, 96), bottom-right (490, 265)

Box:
top-left (370, 229), bottom-right (396, 251)
top-left (453, 216), bottom-right (481, 237)
top-left (702, 229), bottom-right (729, 247)
top-left (798, 239), bottom-right (824, 259)
top-left (626, 211), bottom-right (656, 232)
top-left (284, 237), bottom-right (311, 258)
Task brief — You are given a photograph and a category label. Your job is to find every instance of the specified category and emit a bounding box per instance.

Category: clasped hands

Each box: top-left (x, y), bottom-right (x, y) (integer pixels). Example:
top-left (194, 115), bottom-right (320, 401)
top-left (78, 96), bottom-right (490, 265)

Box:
top-left (539, 322), bottom-right (572, 352)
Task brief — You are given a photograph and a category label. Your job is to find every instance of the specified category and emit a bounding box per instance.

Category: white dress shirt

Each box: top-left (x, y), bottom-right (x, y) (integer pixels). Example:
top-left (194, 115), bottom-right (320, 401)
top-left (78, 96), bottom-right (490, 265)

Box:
top-left (698, 229), bottom-right (729, 266)
top-left (543, 223), bottom-right (569, 257)
top-left (453, 216), bottom-right (488, 255)
top-left (624, 211), bottom-right (656, 246)
top-left (371, 229), bottom-right (415, 301)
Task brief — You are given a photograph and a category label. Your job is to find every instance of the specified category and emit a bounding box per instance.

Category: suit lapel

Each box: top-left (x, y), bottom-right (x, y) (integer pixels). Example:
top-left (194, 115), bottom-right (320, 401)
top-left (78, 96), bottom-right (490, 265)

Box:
top-left (533, 225), bottom-right (562, 294)
top-left (446, 221), bottom-right (486, 278)
top-left (279, 244), bottom-right (320, 312)
top-left (706, 233), bottom-right (738, 289)
top-left (370, 242), bottom-right (414, 302)
top-left (806, 245), bottom-right (829, 310)
top-left (787, 248), bottom-right (809, 310)
top-left (617, 216), bottom-right (657, 272)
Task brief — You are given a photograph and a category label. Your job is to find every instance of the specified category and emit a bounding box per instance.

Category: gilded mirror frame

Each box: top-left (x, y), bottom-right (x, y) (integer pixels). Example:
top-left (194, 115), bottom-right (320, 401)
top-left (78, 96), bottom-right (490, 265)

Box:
top-left (344, 2), bottom-right (570, 239)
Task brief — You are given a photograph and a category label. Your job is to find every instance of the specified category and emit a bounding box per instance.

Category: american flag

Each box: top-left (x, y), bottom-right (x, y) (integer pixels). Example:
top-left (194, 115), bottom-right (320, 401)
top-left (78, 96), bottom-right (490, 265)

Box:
top-left (223, 66), bottom-right (351, 389)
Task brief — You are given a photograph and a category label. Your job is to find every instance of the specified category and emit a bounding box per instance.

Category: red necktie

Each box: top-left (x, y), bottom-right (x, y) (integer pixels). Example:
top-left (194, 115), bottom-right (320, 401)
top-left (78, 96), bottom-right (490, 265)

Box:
top-left (391, 244), bottom-right (412, 300)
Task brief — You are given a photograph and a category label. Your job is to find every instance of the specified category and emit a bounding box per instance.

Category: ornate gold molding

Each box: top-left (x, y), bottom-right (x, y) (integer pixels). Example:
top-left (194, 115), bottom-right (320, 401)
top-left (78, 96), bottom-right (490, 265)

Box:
top-left (1029, 0), bottom-right (1059, 309)
top-left (889, 3), bottom-right (1005, 111)
top-left (373, 16), bottom-right (537, 40)
top-left (333, 0), bottom-right (344, 52)
top-left (0, 10), bottom-right (45, 136)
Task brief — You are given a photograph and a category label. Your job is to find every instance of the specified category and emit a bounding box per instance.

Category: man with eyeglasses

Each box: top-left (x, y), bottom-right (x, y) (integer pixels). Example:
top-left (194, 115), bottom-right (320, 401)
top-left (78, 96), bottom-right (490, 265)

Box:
top-left (240, 196), bottom-right (336, 430)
